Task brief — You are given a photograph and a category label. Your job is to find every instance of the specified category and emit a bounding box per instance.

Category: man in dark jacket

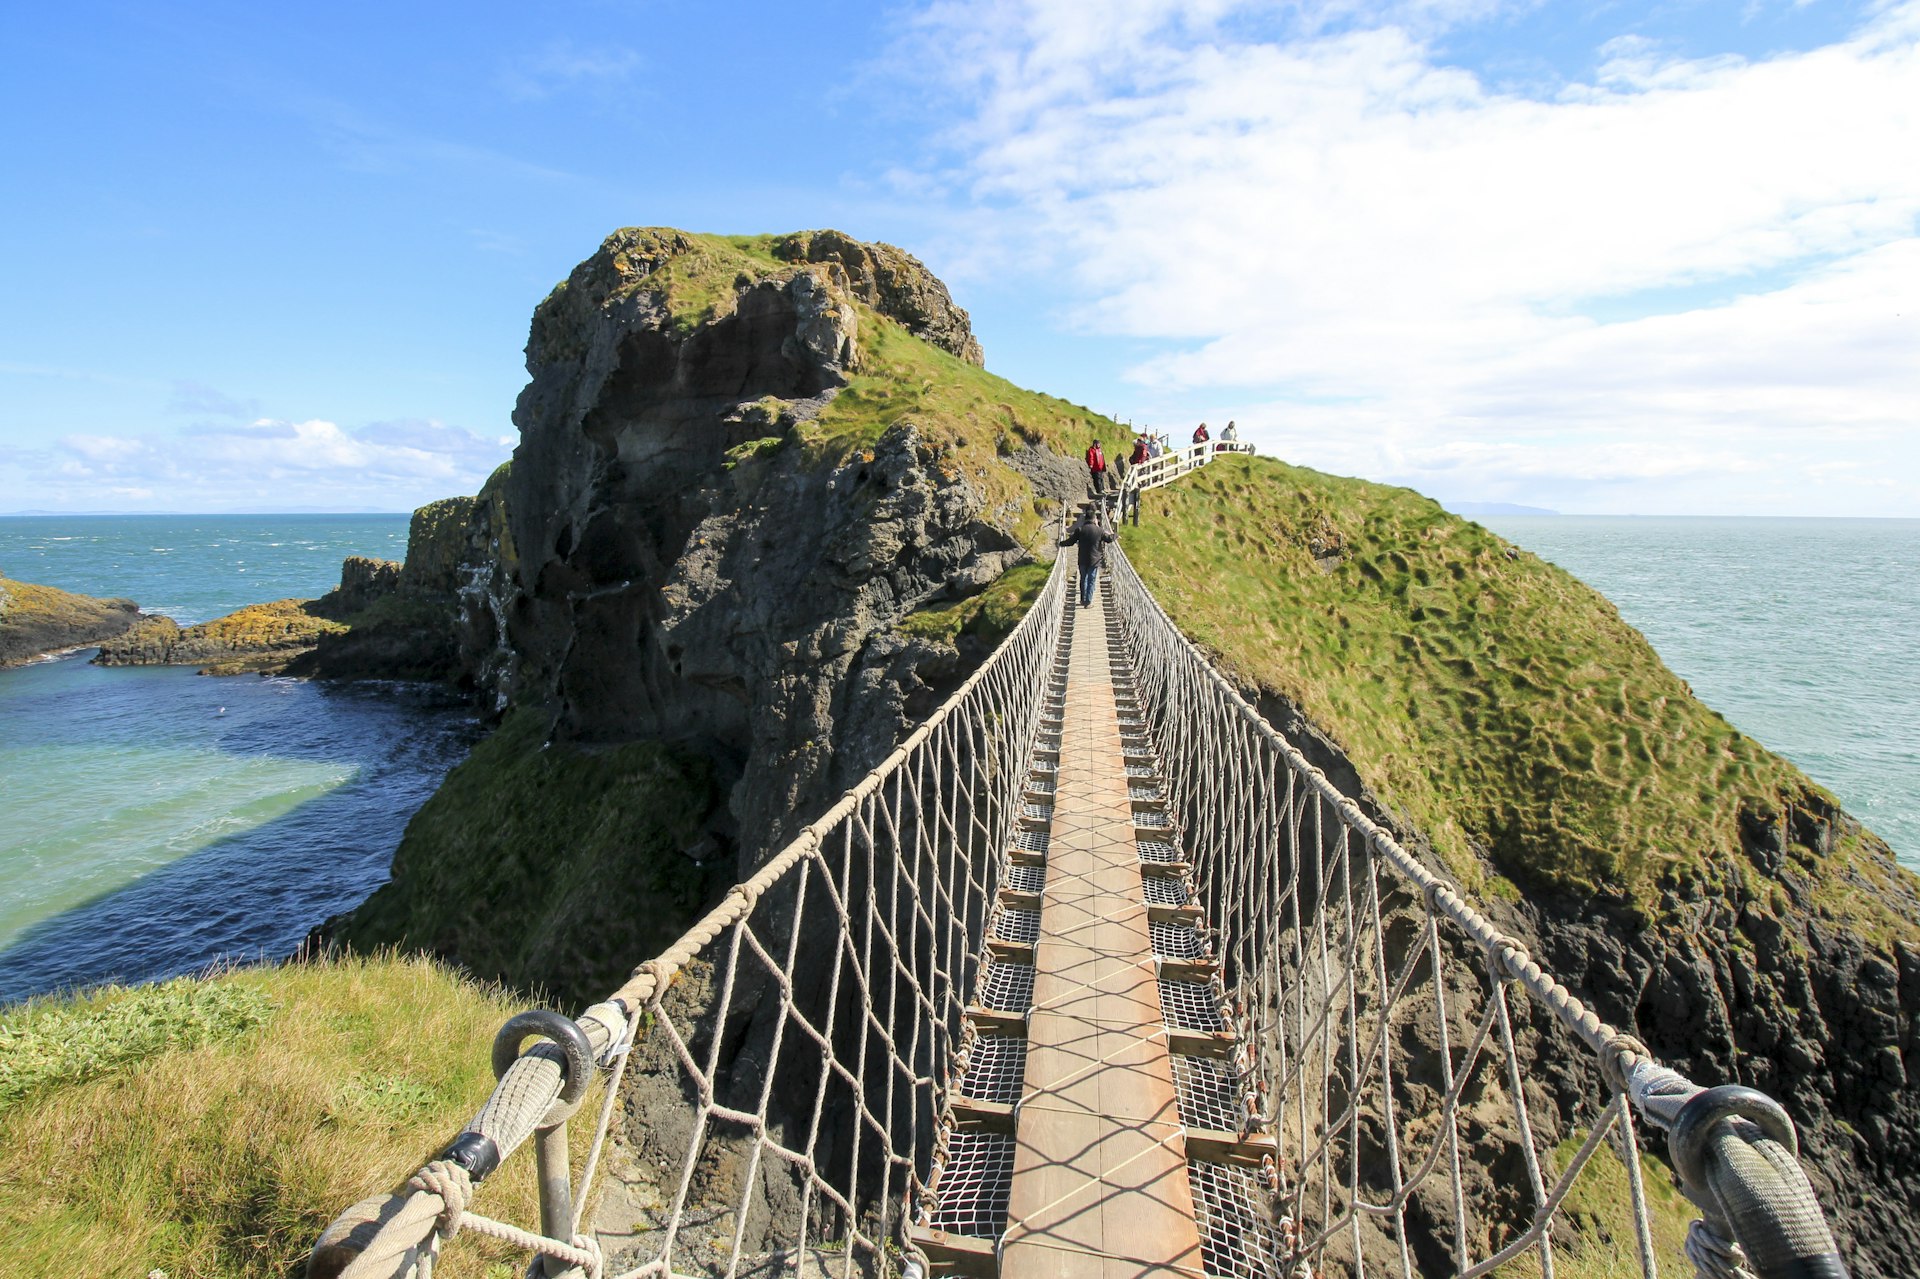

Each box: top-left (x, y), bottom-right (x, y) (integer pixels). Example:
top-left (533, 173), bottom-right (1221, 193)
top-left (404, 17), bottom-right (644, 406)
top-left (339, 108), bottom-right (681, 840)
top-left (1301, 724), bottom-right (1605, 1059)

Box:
top-left (1059, 508), bottom-right (1117, 608)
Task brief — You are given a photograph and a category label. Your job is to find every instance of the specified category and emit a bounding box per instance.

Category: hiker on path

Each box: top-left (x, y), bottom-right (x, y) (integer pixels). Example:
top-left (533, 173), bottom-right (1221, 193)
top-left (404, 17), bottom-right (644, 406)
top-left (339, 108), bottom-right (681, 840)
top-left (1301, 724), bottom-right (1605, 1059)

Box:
top-left (1059, 508), bottom-right (1117, 609)
top-left (1085, 439), bottom-right (1110, 496)
top-left (1130, 435), bottom-right (1151, 471)
top-left (1222, 421), bottom-right (1238, 443)
top-left (1192, 422), bottom-right (1210, 446)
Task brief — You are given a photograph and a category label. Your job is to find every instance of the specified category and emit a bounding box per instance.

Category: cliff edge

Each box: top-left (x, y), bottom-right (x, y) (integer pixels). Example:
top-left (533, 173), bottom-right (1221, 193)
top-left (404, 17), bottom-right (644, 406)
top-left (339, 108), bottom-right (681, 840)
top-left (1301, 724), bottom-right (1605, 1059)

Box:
top-left (1129, 455), bottom-right (1920, 1276)
top-left (336, 228), bottom-right (1102, 999)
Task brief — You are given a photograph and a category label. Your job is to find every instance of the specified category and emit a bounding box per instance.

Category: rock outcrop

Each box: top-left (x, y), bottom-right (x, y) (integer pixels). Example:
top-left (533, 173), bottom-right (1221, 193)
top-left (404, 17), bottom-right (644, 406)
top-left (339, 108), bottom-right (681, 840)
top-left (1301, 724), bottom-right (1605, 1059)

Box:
top-left (771, 230), bottom-right (986, 367)
top-left (0, 574), bottom-right (142, 667)
top-left (341, 227), bottom-right (1104, 997)
top-left (95, 598), bottom-right (348, 675)
top-left (475, 227), bottom-right (1084, 859)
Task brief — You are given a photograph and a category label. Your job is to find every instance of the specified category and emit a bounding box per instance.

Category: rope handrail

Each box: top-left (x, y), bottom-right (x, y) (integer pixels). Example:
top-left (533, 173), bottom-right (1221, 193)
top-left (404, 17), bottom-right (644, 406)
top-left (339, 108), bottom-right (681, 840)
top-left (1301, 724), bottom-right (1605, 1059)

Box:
top-left (311, 550), bottom-right (1073, 1279)
top-left (1104, 544), bottom-right (1847, 1279)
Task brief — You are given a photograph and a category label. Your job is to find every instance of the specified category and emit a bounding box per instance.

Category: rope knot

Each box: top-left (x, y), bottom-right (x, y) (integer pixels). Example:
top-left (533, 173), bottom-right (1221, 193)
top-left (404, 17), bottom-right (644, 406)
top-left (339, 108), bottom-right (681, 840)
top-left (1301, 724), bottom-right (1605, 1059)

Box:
top-left (407, 1158), bottom-right (474, 1241)
top-left (1599, 1033), bottom-right (1652, 1094)
top-left (568, 1232), bottom-right (605, 1279)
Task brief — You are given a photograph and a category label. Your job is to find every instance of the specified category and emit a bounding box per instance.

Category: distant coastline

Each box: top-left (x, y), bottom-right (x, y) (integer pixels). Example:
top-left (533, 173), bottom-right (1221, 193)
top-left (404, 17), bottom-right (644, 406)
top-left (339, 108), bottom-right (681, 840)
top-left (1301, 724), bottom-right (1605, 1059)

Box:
top-left (1, 508), bottom-right (409, 518)
top-left (1445, 500), bottom-right (1558, 516)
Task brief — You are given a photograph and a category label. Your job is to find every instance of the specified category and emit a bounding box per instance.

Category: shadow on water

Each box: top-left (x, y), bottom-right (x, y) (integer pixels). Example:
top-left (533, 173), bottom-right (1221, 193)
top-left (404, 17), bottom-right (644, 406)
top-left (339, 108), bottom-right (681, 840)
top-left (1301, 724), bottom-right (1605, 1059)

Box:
top-left (0, 664), bottom-right (485, 1006)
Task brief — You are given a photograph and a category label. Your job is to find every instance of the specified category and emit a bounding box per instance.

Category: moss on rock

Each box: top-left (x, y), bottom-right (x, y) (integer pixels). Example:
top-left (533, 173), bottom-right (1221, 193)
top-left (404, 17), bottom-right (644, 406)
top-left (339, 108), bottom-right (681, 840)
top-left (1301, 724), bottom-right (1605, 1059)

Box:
top-left (93, 598), bottom-right (348, 675)
top-left (0, 574), bottom-right (142, 667)
top-left (338, 709), bottom-right (723, 1005)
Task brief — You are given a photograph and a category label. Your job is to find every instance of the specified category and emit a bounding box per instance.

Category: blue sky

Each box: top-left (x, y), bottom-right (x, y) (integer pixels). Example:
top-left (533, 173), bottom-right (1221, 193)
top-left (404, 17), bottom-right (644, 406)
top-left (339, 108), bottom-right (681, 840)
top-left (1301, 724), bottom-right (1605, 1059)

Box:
top-left (2, 0), bottom-right (1914, 515)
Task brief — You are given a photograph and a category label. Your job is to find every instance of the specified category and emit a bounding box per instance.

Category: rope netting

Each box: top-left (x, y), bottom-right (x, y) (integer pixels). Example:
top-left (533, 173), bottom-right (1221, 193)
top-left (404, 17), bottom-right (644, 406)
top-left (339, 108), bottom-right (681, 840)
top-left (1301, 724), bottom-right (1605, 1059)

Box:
top-left (312, 552), bottom-right (1069, 1279)
top-left (1104, 546), bottom-right (1845, 1279)
top-left (313, 529), bottom-right (1847, 1279)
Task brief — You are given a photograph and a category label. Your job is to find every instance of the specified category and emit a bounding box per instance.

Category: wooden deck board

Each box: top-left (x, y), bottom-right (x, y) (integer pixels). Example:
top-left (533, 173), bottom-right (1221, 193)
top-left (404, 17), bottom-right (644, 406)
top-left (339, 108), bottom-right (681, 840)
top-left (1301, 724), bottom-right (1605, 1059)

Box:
top-left (1002, 587), bottom-right (1203, 1278)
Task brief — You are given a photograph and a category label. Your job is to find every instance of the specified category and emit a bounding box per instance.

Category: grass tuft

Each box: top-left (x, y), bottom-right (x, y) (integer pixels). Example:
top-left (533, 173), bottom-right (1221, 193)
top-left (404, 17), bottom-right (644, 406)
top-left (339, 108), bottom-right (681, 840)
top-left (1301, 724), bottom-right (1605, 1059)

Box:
top-left (0, 954), bottom-right (544, 1278)
top-left (0, 978), bottom-right (272, 1113)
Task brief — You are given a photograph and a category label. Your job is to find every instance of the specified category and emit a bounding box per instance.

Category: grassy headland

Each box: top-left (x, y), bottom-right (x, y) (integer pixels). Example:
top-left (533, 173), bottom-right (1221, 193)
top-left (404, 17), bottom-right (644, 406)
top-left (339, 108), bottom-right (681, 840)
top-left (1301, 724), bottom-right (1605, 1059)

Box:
top-left (0, 574), bottom-right (141, 667)
top-left (1126, 454), bottom-right (1915, 929)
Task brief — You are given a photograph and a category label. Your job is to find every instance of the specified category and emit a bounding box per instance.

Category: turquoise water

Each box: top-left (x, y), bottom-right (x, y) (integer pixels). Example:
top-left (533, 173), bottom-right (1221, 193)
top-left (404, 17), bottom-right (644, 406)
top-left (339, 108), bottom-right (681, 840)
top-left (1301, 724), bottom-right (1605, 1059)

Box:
top-left (0, 516), bottom-right (477, 1003)
top-left (2, 513), bottom-right (1913, 1000)
top-left (1483, 516), bottom-right (1919, 866)
top-left (0, 513), bottom-right (411, 625)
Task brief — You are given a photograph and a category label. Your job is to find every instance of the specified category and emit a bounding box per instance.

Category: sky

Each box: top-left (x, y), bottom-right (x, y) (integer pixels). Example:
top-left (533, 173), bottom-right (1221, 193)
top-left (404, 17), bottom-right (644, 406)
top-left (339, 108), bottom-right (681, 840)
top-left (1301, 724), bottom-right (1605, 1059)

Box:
top-left (1, 0), bottom-right (1914, 516)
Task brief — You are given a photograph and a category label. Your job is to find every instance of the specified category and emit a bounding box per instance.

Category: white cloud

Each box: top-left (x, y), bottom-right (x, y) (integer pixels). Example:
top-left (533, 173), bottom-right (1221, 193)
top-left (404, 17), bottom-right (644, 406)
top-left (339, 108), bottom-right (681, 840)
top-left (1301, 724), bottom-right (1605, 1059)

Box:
top-left (6, 418), bottom-right (509, 512)
top-left (906, 0), bottom-right (1920, 513)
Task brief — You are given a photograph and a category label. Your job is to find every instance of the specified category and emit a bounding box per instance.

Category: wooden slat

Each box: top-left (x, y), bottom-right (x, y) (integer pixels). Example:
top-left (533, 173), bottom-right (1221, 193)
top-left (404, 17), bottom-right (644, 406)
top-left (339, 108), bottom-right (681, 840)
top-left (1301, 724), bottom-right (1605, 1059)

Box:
top-left (1001, 588), bottom-right (1205, 1279)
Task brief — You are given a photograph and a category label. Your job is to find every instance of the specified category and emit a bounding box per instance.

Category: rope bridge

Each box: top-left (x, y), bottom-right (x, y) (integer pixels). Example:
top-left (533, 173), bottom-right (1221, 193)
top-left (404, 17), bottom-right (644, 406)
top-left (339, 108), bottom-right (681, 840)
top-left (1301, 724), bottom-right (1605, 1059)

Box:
top-left (311, 539), bottom-right (1847, 1279)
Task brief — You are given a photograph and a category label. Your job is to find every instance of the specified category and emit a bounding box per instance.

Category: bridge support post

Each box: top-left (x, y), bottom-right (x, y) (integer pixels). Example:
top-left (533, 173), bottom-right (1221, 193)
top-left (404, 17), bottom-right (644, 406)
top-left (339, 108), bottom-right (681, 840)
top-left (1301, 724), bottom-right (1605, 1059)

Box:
top-left (534, 1119), bottom-right (573, 1276)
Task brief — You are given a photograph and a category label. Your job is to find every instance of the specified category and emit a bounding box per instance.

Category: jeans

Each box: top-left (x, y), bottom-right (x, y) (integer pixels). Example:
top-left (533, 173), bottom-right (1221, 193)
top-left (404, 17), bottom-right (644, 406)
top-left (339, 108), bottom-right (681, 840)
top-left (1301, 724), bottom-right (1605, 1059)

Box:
top-left (1079, 566), bottom-right (1099, 607)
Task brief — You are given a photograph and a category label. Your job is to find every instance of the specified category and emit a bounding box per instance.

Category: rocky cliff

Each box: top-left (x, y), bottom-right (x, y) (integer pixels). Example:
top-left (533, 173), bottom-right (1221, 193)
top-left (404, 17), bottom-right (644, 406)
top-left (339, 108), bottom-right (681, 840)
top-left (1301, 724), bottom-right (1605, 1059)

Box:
top-left (339, 228), bottom-right (1099, 998)
top-left (96, 598), bottom-right (349, 674)
top-left (0, 574), bottom-right (141, 667)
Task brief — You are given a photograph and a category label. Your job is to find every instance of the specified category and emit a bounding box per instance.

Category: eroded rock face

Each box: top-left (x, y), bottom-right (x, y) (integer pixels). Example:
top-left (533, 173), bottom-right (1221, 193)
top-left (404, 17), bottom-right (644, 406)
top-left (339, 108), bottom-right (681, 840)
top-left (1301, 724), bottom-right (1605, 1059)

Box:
top-left (489, 228), bottom-right (1022, 861)
top-left (772, 229), bottom-right (986, 367)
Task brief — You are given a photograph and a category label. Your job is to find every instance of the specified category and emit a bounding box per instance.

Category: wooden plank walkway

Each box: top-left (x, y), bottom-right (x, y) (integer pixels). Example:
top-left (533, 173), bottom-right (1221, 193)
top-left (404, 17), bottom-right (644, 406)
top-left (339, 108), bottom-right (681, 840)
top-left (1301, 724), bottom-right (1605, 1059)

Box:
top-left (1001, 584), bottom-right (1206, 1279)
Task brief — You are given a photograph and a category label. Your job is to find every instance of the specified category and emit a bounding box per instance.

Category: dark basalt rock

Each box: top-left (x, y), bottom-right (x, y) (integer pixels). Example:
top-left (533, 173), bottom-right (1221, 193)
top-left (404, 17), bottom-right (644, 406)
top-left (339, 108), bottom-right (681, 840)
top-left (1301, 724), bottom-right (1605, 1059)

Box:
top-left (484, 230), bottom-right (1021, 861)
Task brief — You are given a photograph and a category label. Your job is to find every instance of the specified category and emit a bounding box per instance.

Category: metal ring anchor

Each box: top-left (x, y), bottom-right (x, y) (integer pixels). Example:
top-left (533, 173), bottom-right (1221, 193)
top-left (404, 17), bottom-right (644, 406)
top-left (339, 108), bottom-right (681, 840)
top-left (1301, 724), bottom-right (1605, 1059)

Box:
top-left (493, 1009), bottom-right (595, 1126)
top-left (1667, 1084), bottom-right (1798, 1196)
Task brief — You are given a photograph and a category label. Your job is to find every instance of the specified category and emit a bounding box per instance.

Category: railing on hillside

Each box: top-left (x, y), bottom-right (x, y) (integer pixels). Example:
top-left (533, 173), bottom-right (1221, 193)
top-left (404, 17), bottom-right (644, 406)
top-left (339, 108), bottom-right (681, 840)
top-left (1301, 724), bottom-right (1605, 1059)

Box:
top-left (1105, 545), bottom-right (1847, 1279)
top-left (1123, 439), bottom-right (1257, 497)
top-left (309, 554), bottom-right (1071, 1279)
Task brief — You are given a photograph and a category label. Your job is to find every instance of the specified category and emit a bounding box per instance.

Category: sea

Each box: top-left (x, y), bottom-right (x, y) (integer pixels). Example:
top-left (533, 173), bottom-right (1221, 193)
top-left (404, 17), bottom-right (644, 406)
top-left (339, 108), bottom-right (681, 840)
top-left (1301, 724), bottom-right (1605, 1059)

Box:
top-left (0, 515), bottom-right (482, 1005)
top-left (0, 513), bottom-right (1914, 1004)
top-left (1481, 516), bottom-right (1919, 866)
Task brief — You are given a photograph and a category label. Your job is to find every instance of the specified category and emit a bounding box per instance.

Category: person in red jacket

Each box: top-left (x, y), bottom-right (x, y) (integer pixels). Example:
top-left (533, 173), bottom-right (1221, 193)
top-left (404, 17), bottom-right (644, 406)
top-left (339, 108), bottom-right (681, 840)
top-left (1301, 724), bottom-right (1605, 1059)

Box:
top-left (1086, 439), bottom-right (1109, 495)
top-left (1192, 422), bottom-right (1210, 445)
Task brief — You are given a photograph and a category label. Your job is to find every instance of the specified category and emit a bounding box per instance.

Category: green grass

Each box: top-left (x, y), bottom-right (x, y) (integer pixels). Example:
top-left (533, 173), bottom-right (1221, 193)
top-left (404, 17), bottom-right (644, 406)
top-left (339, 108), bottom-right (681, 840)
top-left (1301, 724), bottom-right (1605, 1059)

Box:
top-left (339, 709), bottom-right (723, 1006)
top-left (899, 561), bottom-right (1053, 648)
top-left (0, 955), bottom-right (544, 1279)
top-left (603, 231), bottom-right (790, 336)
top-left (799, 305), bottom-right (1120, 551)
top-left (1126, 455), bottom-right (1909, 921)
top-left (0, 979), bottom-right (271, 1113)
top-left (1495, 1135), bottom-right (1696, 1278)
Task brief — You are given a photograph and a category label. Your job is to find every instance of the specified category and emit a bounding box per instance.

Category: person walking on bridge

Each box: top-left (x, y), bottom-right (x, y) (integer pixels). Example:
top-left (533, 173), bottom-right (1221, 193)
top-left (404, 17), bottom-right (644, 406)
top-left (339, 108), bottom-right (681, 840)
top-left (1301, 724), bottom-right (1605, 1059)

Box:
top-left (1060, 508), bottom-right (1117, 608)
top-left (1085, 439), bottom-right (1110, 496)
top-left (1191, 422), bottom-right (1210, 446)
